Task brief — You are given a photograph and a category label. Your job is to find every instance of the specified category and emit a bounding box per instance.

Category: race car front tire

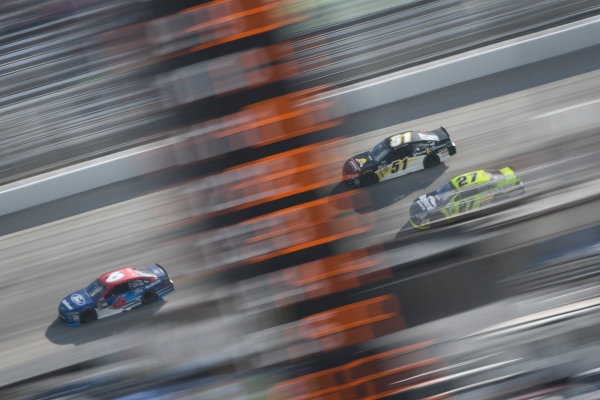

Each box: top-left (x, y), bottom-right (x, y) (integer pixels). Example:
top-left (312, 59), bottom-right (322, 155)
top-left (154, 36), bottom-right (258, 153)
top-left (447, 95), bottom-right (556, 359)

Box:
top-left (142, 289), bottom-right (158, 305)
top-left (423, 154), bottom-right (440, 168)
top-left (360, 171), bottom-right (378, 186)
top-left (81, 308), bottom-right (97, 323)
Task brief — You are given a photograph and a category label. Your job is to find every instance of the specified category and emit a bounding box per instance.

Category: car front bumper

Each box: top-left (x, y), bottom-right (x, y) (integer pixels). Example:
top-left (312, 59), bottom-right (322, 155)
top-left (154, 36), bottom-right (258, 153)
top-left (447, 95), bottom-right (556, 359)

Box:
top-left (58, 310), bottom-right (81, 326)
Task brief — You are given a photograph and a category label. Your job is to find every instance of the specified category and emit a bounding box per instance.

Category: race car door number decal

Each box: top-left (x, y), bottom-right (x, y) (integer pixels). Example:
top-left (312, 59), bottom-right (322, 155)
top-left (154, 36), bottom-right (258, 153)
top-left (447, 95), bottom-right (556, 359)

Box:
top-left (112, 296), bottom-right (126, 308)
top-left (391, 158), bottom-right (408, 173)
top-left (377, 158), bottom-right (409, 179)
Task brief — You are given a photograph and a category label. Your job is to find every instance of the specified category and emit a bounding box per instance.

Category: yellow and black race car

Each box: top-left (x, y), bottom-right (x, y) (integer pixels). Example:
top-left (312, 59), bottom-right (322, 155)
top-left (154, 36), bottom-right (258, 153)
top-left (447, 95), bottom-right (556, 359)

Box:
top-left (342, 127), bottom-right (457, 188)
top-left (409, 167), bottom-right (524, 229)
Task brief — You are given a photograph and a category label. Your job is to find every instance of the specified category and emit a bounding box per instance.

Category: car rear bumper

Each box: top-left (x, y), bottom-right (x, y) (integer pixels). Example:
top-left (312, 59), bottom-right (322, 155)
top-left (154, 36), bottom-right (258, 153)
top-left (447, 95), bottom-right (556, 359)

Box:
top-left (157, 282), bottom-right (175, 298)
top-left (448, 143), bottom-right (457, 156)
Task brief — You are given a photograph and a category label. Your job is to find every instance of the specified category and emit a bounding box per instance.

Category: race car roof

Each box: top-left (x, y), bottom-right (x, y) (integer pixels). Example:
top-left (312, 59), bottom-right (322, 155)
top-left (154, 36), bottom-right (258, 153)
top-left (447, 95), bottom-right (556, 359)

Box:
top-left (99, 268), bottom-right (139, 286)
top-left (387, 130), bottom-right (444, 147)
top-left (451, 170), bottom-right (491, 189)
top-left (387, 131), bottom-right (413, 147)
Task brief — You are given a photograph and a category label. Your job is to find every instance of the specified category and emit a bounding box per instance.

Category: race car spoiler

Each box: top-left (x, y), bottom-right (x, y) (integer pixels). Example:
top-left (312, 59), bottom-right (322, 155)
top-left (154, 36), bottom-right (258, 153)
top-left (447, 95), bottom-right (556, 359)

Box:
top-left (432, 126), bottom-right (451, 141)
top-left (151, 263), bottom-right (169, 278)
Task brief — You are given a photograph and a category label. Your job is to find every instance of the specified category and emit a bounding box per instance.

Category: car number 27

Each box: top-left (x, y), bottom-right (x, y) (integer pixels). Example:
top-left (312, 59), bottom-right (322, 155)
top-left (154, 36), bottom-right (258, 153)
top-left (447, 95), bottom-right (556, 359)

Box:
top-left (456, 172), bottom-right (478, 187)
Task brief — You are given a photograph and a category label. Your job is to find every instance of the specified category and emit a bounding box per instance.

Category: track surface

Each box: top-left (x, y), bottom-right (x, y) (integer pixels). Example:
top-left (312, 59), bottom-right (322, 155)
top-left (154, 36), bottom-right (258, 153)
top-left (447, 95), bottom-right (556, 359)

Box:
top-left (1, 46), bottom-right (600, 388)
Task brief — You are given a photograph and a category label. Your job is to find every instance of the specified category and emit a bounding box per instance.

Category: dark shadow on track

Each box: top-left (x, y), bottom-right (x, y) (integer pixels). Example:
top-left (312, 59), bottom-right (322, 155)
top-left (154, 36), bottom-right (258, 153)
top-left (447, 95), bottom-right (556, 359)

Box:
top-left (329, 164), bottom-right (448, 213)
top-left (45, 300), bottom-right (166, 345)
top-left (395, 221), bottom-right (418, 239)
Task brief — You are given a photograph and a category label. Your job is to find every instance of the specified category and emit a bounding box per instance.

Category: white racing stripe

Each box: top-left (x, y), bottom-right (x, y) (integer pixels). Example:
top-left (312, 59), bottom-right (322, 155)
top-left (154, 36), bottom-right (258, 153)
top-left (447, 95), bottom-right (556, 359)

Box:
top-left (61, 300), bottom-right (73, 310)
top-left (531, 98), bottom-right (600, 119)
top-left (467, 296), bottom-right (600, 338)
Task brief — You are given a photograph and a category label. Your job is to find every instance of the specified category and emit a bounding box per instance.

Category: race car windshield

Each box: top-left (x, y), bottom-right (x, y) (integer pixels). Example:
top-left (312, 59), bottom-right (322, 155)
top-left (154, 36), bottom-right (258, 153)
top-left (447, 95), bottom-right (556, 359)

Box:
top-left (369, 141), bottom-right (390, 162)
top-left (86, 279), bottom-right (106, 299)
top-left (416, 132), bottom-right (439, 141)
top-left (486, 171), bottom-right (502, 180)
top-left (133, 267), bottom-right (157, 278)
top-left (436, 182), bottom-right (455, 195)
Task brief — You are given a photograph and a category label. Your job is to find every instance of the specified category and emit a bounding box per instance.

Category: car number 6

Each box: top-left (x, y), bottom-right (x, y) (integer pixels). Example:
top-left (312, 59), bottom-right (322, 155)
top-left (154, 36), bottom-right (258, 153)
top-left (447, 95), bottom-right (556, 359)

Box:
top-left (106, 271), bottom-right (124, 283)
top-left (112, 296), bottom-right (126, 308)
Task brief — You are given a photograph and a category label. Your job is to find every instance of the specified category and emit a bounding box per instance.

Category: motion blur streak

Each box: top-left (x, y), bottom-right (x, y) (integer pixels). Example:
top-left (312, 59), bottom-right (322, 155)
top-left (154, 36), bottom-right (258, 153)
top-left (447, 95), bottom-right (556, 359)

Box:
top-left (281, 0), bottom-right (600, 87)
top-left (163, 86), bottom-right (342, 163)
top-left (235, 247), bottom-right (389, 309)
top-left (167, 139), bottom-right (344, 220)
top-left (269, 341), bottom-right (440, 400)
top-left (0, 0), bottom-right (171, 184)
top-left (2, 0), bottom-right (600, 399)
top-left (167, 189), bottom-right (373, 276)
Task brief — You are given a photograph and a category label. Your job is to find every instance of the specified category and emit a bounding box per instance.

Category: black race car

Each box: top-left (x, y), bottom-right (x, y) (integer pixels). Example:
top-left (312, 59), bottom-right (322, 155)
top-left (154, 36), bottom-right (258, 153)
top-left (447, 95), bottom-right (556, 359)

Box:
top-left (342, 127), bottom-right (456, 188)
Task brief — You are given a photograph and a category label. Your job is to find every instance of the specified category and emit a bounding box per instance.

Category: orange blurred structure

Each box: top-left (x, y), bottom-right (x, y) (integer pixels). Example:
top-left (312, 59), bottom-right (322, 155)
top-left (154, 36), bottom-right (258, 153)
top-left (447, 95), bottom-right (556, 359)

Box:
top-left (269, 341), bottom-right (442, 400)
top-left (285, 295), bottom-right (405, 356)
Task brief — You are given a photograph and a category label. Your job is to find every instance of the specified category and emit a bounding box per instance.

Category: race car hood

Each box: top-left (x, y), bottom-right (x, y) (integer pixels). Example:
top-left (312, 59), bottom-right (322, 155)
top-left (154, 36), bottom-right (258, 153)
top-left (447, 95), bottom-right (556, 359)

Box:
top-left (60, 288), bottom-right (94, 312)
top-left (409, 195), bottom-right (437, 228)
top-left (344, 151), bottom-right (376, 172)
top-left (413, 195), bottom-right (438, 213)
top-left (346, 151), bottom-right (377, 171)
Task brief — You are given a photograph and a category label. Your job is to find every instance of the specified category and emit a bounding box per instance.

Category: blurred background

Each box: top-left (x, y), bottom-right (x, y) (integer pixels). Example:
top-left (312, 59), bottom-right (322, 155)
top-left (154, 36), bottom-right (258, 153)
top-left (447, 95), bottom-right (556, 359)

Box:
top-left (0, 0), bottom-right (600, 399)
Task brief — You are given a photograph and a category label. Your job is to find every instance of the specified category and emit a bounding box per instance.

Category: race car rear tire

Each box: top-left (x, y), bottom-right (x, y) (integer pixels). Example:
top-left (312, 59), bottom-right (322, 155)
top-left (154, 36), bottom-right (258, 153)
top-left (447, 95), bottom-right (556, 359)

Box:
top-left (142, 289), bottom-right (158, 305)
top-left (360, 171), bottom-right (378, 186)
top-left (81, 308), bottom-right (97, 323)
top-left (423, 154), bottom-right (440, 168)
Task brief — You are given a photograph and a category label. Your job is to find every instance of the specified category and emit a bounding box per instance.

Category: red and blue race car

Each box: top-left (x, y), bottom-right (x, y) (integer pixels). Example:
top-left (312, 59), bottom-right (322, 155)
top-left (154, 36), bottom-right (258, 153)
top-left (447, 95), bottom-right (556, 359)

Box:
top-left (58, 264), bottom-right (174, 325)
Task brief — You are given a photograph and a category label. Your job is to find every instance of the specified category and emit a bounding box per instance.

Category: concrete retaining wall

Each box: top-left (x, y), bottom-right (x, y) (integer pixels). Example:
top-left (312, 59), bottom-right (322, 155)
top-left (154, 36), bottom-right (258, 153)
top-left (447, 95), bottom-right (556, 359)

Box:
top-left (317, 16), bottom-right (600, 115)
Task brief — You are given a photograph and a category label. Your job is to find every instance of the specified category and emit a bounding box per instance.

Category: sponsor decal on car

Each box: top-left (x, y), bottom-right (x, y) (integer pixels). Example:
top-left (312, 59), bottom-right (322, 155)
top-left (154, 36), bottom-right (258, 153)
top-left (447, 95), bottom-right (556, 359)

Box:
top-left (417, 195), bottom-right (437, 211)
top-left (71, 294), bottom-right (85, 306)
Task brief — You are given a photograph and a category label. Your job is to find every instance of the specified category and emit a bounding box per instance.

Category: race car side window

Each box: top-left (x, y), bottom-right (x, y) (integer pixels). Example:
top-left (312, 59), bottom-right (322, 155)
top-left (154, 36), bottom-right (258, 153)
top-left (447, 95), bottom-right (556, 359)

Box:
top-left (388, 145), bottom-right (410, 161)
top-left (107, 282), bottom-right (129, 297)
top-left (456, 186), bottom-right (484, 200)
top-left (411, 142), bottom-right (428, 154)
top-left (479, 183), bottom-right (496, 194)
top-left (129, 280), bottom-right (144, 289)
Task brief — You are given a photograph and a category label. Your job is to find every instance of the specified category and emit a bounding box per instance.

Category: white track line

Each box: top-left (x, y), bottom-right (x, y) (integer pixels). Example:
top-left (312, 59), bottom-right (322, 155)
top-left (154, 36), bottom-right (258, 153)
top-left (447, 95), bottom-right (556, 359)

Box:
top-left (531, 98), bottom-right (600, 119)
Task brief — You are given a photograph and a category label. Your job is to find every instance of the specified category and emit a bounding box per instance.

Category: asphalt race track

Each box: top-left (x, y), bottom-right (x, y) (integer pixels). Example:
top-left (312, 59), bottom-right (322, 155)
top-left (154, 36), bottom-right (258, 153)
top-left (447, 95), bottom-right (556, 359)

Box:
top-left (1, 44), bottom-right (600, 392)
top-left (330, 49), bottom-right (600, 251)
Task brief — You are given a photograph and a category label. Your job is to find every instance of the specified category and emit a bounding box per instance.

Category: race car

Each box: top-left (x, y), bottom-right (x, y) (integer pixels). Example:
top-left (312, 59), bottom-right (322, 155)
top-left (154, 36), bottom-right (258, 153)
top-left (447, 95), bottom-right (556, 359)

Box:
top-left (409, 167), bottom-right (524, 229)
top-left (342, 127), bottom-right (457, 187)
top-left (58, 264), bottom-right (174, 325)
